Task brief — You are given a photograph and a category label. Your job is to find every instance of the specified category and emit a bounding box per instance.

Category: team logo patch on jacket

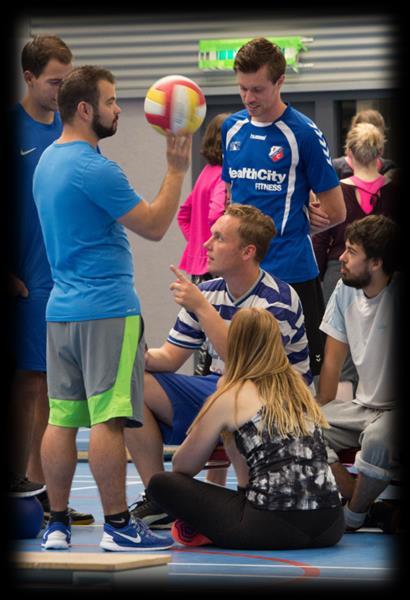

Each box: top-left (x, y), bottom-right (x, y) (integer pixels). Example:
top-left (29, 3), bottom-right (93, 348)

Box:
top-left (229, 140), bottom-right (241, 151)
top-left (269, 146), bottom-right (284, 162)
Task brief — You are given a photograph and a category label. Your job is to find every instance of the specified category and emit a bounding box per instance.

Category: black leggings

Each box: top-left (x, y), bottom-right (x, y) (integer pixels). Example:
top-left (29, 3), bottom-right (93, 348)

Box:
top-left (147, 472), bottom-right (345, 550)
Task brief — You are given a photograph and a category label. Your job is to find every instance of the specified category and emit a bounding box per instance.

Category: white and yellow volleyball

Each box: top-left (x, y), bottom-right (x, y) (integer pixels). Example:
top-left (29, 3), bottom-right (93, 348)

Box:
top-left (144, 75), bottom-right (207, 135)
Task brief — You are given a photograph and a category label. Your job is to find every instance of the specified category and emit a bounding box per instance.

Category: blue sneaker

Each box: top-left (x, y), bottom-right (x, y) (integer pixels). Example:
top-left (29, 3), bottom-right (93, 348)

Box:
top-left (42, 521), bottom-right (71, 550)
top-left (100, 518), bottom-right (174, 551)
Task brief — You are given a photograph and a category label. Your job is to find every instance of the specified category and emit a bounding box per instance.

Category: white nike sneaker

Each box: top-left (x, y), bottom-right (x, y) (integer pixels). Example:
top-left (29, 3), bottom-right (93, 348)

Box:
top-left (100, 518), bottom-right (174, 551)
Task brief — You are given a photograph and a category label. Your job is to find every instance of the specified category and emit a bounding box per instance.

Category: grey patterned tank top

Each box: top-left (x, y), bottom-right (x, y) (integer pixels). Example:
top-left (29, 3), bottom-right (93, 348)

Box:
top-left (234, 408), bottom-right (341, 510)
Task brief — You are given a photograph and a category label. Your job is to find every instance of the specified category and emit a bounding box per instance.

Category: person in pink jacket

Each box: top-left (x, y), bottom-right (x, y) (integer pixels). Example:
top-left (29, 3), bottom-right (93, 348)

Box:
top-left (177, 113), bottom-right (230, 378)
top-left (178, 113), bottom-right (230, 280)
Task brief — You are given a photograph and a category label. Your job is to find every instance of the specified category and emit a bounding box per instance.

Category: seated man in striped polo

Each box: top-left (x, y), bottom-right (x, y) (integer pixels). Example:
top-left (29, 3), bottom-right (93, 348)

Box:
top-left (125, 204), bottom-right (312, 528)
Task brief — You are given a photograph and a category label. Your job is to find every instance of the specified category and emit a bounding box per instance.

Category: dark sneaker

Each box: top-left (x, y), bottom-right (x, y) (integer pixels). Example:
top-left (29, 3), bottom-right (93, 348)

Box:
top-left (9, 477), bottom-right (46, 498)
top-left (365, 499), bottom-right (402, 534)
top-left (100, 518), bottom-right (174, 551)
top-left (42, 521), bottom-right (71, 550)
top-left (344, 525), bottom-right (362, 533)
top-left (38, 491), bottom-right (95, 526)
top-left (68, 507), bottom-right (95, 526)
top-left (129, 494), bottom-right (174, 529)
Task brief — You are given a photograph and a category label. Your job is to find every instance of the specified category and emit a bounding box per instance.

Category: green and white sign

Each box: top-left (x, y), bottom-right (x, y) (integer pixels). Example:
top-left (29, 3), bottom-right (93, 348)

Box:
top-left (198, 37), bottom-right (308, 72)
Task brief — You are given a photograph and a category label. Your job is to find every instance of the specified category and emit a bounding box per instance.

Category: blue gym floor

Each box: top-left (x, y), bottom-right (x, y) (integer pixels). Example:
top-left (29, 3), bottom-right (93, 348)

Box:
top-left (12, 429), bottom-right (401, 594)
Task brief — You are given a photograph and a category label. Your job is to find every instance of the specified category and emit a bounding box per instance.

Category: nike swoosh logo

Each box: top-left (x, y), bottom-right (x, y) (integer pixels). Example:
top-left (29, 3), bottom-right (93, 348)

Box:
top-left (114, 530), bottom-right (141, 543)
top-left (110, 519), bottom-right (127, 525)
top-left (20, 147), bottom-right (37, 156)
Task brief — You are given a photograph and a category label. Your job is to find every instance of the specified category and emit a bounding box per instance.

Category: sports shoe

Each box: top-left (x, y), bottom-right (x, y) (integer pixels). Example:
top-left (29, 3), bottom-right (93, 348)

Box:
top-left (344, 525), bottom-right (362, 533)
top-left (67, 507), bottom-right (95, 526)
top-left (364, 499), bottom-right (402, 534)
top-left (171, 519), bottom-right (212, 547)
top-left (38, 491), bottom-right (95, 526)
top-left (129, 493), bottom-right (174, 529)
top-left (9, 477), bottom-right (46, 498)
top-left (42, 521), bottom-right (71, 550)
top-left (100, 518), bottom-right (174, 551)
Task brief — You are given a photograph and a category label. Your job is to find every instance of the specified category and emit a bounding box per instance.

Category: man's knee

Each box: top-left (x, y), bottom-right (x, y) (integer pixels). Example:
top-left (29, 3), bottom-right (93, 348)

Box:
top-left (359, 428), bottom-right (394, 469)
top-left (143, 371), bottom-right (173, 424)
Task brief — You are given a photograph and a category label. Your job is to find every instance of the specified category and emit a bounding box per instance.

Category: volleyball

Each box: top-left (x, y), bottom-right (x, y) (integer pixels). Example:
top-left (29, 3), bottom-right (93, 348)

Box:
top-left (144, 75), bottom-right (206, 135)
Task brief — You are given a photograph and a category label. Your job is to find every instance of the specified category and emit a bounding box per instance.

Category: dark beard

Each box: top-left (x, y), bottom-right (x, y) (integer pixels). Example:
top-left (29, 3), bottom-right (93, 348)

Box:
top-left (91, 114), bottom-right (116, 139)
top-left (341, 271), bottom-right (372, 289)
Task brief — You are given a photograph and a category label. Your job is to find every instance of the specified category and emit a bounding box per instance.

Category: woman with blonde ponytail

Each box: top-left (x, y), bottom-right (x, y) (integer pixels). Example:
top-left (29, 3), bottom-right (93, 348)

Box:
top-left (147, 308), bottom-right (344, 550)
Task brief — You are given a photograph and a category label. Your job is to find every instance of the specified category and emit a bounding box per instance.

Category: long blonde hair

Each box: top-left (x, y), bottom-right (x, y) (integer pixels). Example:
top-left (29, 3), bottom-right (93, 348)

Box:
top-left (188, 308), bottom-right (328, 438)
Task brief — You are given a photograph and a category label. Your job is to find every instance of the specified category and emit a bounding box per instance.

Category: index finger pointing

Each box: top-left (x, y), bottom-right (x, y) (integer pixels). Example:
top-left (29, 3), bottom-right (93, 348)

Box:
top-left (170, 264), bottom-right (188, 281)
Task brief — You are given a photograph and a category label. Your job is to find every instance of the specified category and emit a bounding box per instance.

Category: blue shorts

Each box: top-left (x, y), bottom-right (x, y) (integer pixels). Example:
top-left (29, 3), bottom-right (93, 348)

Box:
top-left (152, 372), bottom-right (220, 444)
top-left (11, 295), bottom-right (48, 371)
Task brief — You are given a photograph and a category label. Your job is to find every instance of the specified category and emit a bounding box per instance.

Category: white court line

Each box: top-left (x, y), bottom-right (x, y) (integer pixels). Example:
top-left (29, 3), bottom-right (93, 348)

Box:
top-left (73, 477), bottom-right (141, 482)
top-left (71, 481), bottom-right (142, 491)
top-left (169, 572), bottom-right (391, 581)
top-left (169, 562), bottom-right (391, 571)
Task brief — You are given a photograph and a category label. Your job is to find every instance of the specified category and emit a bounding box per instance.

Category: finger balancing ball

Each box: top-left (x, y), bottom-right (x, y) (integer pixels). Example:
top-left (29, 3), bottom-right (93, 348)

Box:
top-left (144, 75), bottom-right (206, 135)
top-left (11, 496), bottom-right (44, 539)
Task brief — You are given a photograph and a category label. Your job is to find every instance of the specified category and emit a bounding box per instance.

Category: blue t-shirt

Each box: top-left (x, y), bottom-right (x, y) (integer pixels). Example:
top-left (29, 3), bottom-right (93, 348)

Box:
top-left (33, 141), bottom-right (142, 321)
top-left (11, 103), bottom-right (62, 297)
top-left (221, 105), bottom-right (340, 283)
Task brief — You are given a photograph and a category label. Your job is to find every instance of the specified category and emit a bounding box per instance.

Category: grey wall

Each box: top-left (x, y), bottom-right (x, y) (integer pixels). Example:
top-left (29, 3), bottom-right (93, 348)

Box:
top-left (99, 100), bottom-right (195, 374)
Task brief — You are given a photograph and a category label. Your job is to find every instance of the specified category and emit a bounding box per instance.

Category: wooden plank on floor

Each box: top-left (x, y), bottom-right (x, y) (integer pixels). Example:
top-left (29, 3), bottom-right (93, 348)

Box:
top-left (12, 551), bottom-right (171, 572)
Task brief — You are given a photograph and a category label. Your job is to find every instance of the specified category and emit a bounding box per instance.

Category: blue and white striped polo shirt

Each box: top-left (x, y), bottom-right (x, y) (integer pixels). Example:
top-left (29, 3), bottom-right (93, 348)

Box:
top-left (167, 270), bottom-right (312, 385)
top-left (221, 105), bottom-right (340, 283)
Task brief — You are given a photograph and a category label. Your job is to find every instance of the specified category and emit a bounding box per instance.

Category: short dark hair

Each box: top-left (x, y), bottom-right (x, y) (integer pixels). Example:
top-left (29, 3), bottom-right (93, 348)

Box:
top-left (233, 37), bottom-right (286, 84)
top-left (345, 215), bottom-right (399, 276)
top-left (21, 35), bottom-right (72, 77)
top-left (225, 204), bottom-right (276, 262)
top-left (200, 113), bottom-right (230, 166)
top-left (57, 65), bottom-right (115, 124)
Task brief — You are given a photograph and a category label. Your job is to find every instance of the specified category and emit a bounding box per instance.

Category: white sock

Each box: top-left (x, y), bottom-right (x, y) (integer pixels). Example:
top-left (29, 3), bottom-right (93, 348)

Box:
top-left (344, 503), bottom-right (367, 529)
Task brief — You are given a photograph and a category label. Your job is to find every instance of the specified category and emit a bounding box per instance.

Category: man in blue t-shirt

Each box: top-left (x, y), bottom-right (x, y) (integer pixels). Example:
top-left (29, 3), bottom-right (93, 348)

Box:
top-left (9, 36), bottom-right (82, 508)
top-left (33, 65), bottom-right (191, 552)
top-left (221, 38), bottom-right (346, 375)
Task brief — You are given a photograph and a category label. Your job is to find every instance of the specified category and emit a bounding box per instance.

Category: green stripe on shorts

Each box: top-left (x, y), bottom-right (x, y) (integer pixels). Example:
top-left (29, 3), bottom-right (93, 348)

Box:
top-left (48, 315), bottom-right (141, 427)
top-left (48, 398), bottom-right (91, 428)
top-left (88, 315), bottom-right (141, 425)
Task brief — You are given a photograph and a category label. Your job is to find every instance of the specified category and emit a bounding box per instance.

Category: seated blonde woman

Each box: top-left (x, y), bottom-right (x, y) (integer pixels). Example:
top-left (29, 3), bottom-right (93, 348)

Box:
top-left (147, 307), bottom-right (344, 549)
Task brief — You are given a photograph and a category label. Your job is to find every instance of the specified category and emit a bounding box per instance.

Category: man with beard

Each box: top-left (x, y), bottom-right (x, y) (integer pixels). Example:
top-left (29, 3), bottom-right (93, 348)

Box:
top-left (33, 65), bottom-right (192, 551)
top-left (316, 215), bottom-right (400, 532)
